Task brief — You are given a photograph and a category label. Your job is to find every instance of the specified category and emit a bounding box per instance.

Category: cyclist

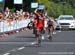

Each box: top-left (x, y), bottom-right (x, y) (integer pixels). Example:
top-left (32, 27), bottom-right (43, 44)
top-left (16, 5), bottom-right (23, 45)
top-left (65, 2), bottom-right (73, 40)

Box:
top-left (47, 17), bottom-right (56, 40)
top-left (32, 9), bottom-right (44, 45)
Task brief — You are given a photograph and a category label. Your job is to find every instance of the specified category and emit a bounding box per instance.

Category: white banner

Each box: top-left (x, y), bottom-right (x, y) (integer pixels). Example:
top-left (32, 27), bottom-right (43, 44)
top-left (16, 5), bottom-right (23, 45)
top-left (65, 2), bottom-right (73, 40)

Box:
top-left (38, 5), bottom-right (45, 10)
top-left (31, 2), bottom-right (38, 8)
top-left (0, 19), bottom-right (30, 33)
top-left (14, 0), bottom-right (23, 4)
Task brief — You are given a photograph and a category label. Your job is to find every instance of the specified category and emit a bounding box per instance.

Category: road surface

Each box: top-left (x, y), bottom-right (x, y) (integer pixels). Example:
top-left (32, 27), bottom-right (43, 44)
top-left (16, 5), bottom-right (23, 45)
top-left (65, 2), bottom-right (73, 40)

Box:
top-left (0, 30), bottom-right (74, 55)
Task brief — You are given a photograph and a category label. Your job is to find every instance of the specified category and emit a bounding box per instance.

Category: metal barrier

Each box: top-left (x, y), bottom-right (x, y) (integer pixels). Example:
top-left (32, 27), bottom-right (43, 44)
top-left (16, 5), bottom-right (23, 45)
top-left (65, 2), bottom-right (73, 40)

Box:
top-left (0, 19), bottom-right (31, 34)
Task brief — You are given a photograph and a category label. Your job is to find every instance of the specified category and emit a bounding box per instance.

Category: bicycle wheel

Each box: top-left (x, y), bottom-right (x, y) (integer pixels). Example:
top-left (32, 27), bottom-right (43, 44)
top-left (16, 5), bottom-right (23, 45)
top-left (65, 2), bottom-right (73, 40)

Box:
top-left (35, 30), bottom-right (41, 46)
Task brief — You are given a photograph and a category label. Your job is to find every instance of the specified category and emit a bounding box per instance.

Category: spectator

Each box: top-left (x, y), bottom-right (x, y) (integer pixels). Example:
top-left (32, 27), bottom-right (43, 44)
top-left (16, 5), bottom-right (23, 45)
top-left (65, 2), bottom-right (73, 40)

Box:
top-left (4, 7), bottom-right (11, 18)
top-left (0, 9), bottom-right (4, 20)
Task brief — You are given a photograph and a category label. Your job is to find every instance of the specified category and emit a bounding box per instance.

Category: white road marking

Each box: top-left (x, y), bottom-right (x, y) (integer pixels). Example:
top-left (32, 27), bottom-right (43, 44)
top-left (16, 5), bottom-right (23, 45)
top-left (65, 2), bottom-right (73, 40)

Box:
top-left (17, 47), bottom-right (25, 50)
top-left (43, 42), bottom-right (75, 44)
top-left (10, 49), bottom-right (16, 51)
top-left (53, 32), bottom-right (56, 34)
top-left (0, 42), bottom-right (74, 44)
top-left (3, 53), bottom-right (10, 55)
top-left (58, 31), bottom-right (61, 32)
top-left (2, 47), bottom-right (25, 55)
top-left (38, 52), bottom-right (74, 55)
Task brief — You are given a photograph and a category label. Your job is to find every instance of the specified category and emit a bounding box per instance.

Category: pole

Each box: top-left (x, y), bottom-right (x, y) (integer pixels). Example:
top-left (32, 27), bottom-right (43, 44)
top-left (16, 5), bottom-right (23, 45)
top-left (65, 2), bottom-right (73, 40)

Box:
top-left (3, 0), bottom-right (5, 11)
top-left (22, 0), bottom-right (23, 11)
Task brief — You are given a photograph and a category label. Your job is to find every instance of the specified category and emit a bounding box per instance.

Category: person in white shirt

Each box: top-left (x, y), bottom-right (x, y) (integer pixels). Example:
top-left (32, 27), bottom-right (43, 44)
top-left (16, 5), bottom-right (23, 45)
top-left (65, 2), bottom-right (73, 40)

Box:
top-left (4, 7), bottom-right (11, 18)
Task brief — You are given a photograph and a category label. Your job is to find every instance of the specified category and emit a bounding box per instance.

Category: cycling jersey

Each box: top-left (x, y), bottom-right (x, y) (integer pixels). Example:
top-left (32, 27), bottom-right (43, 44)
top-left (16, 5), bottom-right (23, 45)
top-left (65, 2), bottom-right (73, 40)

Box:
top-left (33, 19), bottom-right (43, 30)
top-left (37, 19), bottom-right (43, 30)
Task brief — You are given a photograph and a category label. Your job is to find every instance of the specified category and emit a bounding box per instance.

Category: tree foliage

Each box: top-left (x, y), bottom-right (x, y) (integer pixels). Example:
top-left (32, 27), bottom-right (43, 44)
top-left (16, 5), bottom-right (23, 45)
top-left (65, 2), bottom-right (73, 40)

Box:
top-left (38, 0), bottom-right (75, 18)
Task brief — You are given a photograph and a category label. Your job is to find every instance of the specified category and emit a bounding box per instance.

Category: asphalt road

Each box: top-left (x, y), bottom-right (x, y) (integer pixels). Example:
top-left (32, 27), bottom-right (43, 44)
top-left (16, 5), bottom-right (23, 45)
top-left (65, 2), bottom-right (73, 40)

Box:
top-left (0, 30), bottom-right (75, 55)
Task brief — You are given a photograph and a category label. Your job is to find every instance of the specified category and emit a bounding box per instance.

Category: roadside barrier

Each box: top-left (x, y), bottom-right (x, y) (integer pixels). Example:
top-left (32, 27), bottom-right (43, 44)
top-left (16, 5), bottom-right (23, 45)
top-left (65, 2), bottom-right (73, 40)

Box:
top-left (0, 19), bottom-right (31, 36)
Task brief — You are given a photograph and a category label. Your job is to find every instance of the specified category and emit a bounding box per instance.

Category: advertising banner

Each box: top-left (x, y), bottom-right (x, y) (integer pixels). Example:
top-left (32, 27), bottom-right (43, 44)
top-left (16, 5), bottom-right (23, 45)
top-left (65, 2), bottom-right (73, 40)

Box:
top-left (14, 0), bottom-right (23, 4)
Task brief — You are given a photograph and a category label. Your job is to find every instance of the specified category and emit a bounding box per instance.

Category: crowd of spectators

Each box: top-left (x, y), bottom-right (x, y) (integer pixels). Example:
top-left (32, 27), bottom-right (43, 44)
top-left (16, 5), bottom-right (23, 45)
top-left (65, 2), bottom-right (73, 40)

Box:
top-left (0, 7), bottom-right (36, 37)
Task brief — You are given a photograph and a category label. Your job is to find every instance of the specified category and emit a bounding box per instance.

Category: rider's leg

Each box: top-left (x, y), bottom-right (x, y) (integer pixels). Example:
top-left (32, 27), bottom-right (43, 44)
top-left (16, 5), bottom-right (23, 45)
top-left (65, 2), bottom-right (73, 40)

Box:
top-left (52, 24), bottom-right (56, 34)
top-left (32, 30), bottom-right (41, 45)
top-left (33, 27), bottom-right (37, 38)
top-left (35, 30), bottom-right (41, 45)
top-left (38, 30), bottom-right (42, 43)
top-left (48, 26), bottom-right (53, 40)
top-left (48, 26), bottom-right (50, 35)
top-left (41, 28), bottom-right (45, 40)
